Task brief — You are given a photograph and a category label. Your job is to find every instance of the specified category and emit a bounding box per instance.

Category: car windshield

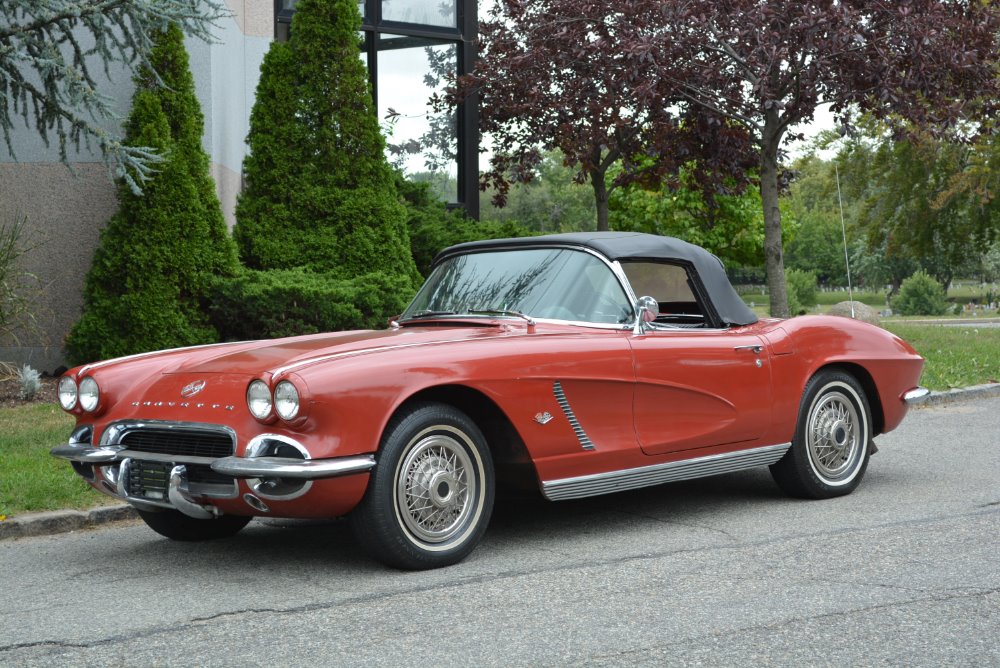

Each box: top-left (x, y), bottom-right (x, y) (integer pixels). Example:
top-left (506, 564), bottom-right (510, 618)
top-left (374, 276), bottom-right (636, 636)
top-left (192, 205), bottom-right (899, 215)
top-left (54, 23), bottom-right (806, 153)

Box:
top-left (402, 248), bottom-right (633, 325)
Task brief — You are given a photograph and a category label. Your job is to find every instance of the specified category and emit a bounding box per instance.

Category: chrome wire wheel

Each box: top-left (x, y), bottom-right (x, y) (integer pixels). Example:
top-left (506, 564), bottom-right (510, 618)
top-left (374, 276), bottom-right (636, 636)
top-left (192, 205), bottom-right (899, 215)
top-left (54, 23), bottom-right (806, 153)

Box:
top-left (351, 403), bottom-right (494, 569)
top-left (805, 382), bottom-right (867, 486)
top-left (395, 430), bottom-right (478, 545)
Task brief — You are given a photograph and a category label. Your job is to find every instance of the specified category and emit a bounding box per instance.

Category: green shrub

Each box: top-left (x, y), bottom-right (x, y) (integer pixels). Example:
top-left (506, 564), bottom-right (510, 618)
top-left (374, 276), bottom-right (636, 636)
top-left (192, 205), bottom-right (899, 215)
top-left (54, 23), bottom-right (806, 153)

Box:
top-left (234, 0), bottom-right (417, 286)
top-left (207, 269), bottom-right (414, 341)
top-left (893, 270), bottom-right (948, 316)
top-left (397, 173), bottom-right (534, 276)
top-left (66, 26), bottom-right (239, 364)
top-left (785, 268), bottom-right (818, 315)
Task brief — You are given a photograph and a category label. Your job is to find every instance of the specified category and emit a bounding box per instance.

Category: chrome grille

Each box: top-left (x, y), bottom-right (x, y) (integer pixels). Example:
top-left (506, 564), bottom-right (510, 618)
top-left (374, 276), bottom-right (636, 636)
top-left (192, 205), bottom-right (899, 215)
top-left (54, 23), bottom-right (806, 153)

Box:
top-left (106, 422), bottom-right (239, 500)
top-left (119, 428), bottom-right (234, 458)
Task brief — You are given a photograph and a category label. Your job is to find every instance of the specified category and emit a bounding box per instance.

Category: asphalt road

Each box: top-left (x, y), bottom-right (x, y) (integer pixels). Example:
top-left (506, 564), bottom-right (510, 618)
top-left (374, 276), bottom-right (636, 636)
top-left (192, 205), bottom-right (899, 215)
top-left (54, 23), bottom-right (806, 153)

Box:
top-left (2, 397), bottom-right (998, 667)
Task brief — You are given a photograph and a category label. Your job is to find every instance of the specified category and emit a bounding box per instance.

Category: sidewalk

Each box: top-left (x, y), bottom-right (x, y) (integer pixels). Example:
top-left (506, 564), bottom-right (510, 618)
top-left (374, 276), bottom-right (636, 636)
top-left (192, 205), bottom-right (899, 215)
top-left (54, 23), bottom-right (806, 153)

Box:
top-left (2, 382), bottom-right (998, 542)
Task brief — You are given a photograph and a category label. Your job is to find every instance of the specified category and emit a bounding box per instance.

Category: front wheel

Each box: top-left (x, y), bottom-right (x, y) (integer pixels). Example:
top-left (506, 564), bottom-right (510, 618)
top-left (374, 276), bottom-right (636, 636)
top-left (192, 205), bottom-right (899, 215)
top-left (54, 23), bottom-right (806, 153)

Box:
top-left (350, 402), bottom-right (495, 570)
top-left (136, 509), bottom-right (251, 541)
top-left (770, 370), bottom-right (873, 499)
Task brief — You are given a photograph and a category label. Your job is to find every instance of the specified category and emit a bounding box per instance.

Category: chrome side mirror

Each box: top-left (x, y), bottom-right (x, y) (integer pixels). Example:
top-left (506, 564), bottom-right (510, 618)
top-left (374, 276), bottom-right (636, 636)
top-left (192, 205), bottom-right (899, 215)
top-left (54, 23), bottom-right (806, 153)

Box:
top-left (632, 296), bottom-right (659, 335)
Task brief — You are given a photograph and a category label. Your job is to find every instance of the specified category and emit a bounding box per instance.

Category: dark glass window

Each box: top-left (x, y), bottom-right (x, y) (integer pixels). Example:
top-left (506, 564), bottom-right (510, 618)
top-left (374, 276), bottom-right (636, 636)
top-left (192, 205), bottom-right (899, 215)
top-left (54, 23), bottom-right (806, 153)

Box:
top-left (404, 249), bottom-right (633, 324)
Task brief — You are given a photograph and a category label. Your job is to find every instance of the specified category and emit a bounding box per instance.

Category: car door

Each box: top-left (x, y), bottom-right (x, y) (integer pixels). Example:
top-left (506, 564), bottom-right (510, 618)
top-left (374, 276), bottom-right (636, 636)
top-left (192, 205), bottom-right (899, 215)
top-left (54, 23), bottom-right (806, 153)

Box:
top-left (619, 259), bottom-right (773, 456)
top-left (629, 329), bottom-right (773, 456)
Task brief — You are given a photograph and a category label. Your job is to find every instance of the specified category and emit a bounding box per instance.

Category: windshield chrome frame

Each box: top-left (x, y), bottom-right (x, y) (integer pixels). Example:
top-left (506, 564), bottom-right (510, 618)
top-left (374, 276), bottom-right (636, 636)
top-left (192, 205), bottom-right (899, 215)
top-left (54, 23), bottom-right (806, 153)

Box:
top-left (402, 244), bottom-right (640, 330)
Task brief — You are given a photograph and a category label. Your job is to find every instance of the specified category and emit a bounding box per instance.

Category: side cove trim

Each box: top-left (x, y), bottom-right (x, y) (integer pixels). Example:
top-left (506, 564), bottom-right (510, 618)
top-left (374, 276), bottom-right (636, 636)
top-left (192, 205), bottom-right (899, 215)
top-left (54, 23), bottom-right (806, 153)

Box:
top-left (553, 381), bottom-right (596, 451)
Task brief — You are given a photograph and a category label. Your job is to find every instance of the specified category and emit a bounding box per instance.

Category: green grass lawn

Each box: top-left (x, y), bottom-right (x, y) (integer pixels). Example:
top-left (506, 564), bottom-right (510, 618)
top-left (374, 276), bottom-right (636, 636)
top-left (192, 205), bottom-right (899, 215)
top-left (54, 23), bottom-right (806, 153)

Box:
top-left (885, 323), bottom-right (1000, 391)
top-left (0, 403), bottom-right (113, 517)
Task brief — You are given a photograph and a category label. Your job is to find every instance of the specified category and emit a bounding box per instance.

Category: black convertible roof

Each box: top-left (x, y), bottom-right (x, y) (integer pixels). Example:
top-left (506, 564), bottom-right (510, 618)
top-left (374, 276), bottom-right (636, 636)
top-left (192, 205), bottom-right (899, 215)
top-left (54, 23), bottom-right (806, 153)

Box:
top-left (437, 231), bottom-right (758, 327)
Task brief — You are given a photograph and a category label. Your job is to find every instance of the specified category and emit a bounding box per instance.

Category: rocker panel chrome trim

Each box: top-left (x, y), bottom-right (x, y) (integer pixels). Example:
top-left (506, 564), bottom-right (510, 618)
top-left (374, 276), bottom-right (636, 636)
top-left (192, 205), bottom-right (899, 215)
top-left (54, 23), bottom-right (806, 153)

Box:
top-left (542, 442), bottom-right (791, 501)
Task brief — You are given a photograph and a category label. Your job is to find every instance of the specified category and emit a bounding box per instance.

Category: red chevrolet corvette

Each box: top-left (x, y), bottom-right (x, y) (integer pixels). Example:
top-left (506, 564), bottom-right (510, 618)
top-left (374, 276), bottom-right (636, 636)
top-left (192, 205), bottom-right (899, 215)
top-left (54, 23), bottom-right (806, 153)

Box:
top-left (53, 232), bottom-right (927, 569)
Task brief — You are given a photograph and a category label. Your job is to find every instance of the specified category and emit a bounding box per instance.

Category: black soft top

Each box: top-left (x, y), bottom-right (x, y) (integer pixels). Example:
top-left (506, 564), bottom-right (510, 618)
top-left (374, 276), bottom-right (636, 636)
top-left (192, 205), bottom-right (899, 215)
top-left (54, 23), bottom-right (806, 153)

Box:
top-left (437, 231), bottom-right (757, 327)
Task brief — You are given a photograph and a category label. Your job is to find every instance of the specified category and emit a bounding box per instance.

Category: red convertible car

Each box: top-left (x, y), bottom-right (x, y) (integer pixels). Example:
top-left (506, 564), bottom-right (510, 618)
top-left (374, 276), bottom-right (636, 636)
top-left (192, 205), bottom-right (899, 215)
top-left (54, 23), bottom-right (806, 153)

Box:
top-left (52, 232), bottom-right (927, 569)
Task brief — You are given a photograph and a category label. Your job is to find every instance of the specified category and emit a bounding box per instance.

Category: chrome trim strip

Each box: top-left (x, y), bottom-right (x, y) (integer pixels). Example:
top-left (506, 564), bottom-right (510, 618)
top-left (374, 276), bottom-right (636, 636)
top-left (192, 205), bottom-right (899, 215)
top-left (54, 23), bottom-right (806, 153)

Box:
top-left (541, 443), bottom-right (791, 501)
top-left (211, 453), bottom-right (376, 480)
top-left (552, 381), bottom-right (596, 451)
top-left (903, 387), bottom-right (931, 405)
top-left (50, 443), bottom-right (123, 463)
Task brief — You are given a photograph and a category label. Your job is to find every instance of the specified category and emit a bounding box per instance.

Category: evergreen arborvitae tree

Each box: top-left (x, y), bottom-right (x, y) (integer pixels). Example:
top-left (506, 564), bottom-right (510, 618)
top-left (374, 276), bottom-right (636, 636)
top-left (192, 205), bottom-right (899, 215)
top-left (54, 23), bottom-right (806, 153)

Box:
top-left (66, 25), bottom-right (240, 364)
top-left (233, 0), bottom-right (417, 283)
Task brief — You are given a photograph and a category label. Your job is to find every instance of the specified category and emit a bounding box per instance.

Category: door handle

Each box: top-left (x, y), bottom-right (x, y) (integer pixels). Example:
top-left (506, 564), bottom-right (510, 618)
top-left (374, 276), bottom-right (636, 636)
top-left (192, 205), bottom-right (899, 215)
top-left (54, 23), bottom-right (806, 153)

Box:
top-left (734, 345), bottom-right (762, 354)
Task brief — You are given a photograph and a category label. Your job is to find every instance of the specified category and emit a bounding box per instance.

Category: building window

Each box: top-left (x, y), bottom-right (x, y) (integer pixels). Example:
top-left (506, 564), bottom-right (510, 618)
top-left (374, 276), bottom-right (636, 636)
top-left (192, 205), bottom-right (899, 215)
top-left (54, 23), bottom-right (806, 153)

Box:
top-left (274, 0), bottom-right (479, 216)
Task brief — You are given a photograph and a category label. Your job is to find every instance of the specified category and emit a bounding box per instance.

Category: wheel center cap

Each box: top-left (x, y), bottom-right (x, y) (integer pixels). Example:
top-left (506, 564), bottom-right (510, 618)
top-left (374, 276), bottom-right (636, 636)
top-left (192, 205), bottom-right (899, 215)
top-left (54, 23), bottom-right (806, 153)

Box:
top-left (829, 420), bottom-right (849, 448)
top-left (428, 471), bottom-right (458, 508)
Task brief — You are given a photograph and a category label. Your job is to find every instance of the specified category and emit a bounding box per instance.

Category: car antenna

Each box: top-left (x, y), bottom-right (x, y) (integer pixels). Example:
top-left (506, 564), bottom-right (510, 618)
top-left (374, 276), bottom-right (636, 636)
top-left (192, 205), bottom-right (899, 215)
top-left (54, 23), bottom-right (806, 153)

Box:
top-left (835, 162), bottom-right (856, 319)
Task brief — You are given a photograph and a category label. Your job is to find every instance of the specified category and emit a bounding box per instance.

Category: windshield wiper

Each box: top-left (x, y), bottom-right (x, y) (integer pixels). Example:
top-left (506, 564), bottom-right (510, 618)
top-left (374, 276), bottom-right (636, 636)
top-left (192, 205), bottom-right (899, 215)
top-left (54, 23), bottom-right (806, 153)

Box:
top-left (467, 309), bottom-right (536, 325)
top-left (402, 310), bottom-right (459, 321)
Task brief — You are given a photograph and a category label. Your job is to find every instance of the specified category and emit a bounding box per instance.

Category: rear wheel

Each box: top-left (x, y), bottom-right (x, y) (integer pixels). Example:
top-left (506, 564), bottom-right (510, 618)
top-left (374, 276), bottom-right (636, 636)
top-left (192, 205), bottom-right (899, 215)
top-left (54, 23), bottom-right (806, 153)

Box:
top-left (350, 402), bottom-right (494, 570)
top-left (770, 370), bottom-right (872, 499)
top-left (136, 509), bottom-right (251, 541)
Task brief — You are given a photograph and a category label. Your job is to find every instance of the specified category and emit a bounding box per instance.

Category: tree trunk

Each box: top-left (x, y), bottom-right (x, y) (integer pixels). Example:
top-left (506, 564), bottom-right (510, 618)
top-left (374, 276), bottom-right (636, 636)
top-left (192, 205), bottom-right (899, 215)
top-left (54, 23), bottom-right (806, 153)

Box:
top-left (760, 110), bottom-right (789, 318)
top-left (591, 168), bottom-right (609, 232)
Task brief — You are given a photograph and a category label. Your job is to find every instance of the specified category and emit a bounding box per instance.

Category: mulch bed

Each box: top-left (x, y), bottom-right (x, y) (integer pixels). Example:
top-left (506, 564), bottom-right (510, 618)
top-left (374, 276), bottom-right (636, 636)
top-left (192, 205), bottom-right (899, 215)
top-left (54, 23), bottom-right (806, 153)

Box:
top-left (0, 375), bottom-right (58, 409)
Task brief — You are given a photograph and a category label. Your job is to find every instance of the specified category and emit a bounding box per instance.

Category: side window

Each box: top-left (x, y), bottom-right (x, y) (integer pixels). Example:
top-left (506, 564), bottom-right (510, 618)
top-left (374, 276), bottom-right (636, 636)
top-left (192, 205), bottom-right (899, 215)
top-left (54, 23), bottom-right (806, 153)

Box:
top-left (621, 261), bottom-right (706, 326)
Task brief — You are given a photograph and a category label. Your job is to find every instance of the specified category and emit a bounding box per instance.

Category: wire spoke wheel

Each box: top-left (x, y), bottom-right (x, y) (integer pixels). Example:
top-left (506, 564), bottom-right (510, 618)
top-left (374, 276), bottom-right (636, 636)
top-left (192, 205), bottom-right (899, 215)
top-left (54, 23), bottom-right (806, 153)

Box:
top-left (351, 402), bottom-right (494, 570)
top-left (806, 392), bottom-right (862, 481)
top-left (396, 433), bottom-right (476, 544)
top-left (770, 371), bottom-right (872, 499)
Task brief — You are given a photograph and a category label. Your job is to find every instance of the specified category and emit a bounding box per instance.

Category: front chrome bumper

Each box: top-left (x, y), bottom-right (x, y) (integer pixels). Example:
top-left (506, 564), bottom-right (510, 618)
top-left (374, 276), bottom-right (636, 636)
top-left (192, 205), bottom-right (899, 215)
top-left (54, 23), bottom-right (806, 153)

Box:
top-left (51, 441), bottom-right (377, 519)
top-left (50, 444), bottom-right (375, 480)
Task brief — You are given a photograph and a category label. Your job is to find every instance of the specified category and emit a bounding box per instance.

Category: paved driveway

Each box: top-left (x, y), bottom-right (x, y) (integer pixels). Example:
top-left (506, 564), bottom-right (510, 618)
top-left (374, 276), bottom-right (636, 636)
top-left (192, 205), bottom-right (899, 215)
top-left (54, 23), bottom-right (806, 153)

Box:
top-left (2, 397), bottom-right (998, 666)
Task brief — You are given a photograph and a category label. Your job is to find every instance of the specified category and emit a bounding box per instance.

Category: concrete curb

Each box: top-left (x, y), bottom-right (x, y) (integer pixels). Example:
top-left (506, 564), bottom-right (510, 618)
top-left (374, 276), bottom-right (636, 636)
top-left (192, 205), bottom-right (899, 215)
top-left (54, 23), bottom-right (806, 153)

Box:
top-left (2, 384), bottom-right (998, 542)
top-left (0, 504), bottom-right (137, 541)
top-left (913, 382), bottom-right (1000, 407)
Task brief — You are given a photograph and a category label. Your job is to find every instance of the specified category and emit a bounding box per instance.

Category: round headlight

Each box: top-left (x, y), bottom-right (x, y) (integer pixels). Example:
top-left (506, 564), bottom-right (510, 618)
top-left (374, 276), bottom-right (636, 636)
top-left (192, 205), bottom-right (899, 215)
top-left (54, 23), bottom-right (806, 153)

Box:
top-left (247, 380), bottom-right (273, 419)
top-left (78, 377), bottom-right (100, 412)
top-left (58, 376), bottom-right (78, 410)
top-left (274, 381), bottom-right (300, 420)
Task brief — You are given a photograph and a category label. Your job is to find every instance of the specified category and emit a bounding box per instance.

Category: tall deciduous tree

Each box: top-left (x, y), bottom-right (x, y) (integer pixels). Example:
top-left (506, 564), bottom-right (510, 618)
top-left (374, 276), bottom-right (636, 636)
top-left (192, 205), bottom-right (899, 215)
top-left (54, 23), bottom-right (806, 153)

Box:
top-left (628, 0), bottom-right (1000, 316)
top-left (65, 25), bottom-right (239, 364)
top-left (843, 122), bottom-right (999, 289)
top-left (0, 0), bottom-right (227, 193)
top-left (458, 0), bottom-right (756, 232)
top-left (234, 0), bottom-right (417, 284)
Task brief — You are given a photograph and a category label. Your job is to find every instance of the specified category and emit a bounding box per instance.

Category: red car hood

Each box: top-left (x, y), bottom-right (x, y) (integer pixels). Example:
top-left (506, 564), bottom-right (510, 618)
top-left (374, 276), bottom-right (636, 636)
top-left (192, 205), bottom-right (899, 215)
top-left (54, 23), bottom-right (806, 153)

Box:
top-left (161, 323), bottom-right (511, 376)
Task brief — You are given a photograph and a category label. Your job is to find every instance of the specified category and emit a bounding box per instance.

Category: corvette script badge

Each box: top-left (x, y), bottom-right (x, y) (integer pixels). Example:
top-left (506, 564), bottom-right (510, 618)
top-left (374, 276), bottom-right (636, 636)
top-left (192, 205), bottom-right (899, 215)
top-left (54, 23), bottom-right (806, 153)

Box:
top-left (180, 380), bottom-right (207, 398)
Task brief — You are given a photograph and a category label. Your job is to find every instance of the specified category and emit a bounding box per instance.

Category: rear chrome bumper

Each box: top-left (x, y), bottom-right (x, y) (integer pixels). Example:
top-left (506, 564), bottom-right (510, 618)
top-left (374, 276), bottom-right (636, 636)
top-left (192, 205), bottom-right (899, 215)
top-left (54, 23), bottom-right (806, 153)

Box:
top-left (902, 387), bottom-right (931, 405)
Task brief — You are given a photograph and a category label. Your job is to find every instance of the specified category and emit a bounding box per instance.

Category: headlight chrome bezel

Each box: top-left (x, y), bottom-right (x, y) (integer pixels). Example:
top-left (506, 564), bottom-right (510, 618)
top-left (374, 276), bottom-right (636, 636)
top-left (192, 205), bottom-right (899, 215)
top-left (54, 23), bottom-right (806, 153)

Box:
top-left (58, 376), bottom-right (78, 410)
top-left (247, 379), bottom-right (273, 420)
top-left (274, 380), bottom-right (300, 421)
